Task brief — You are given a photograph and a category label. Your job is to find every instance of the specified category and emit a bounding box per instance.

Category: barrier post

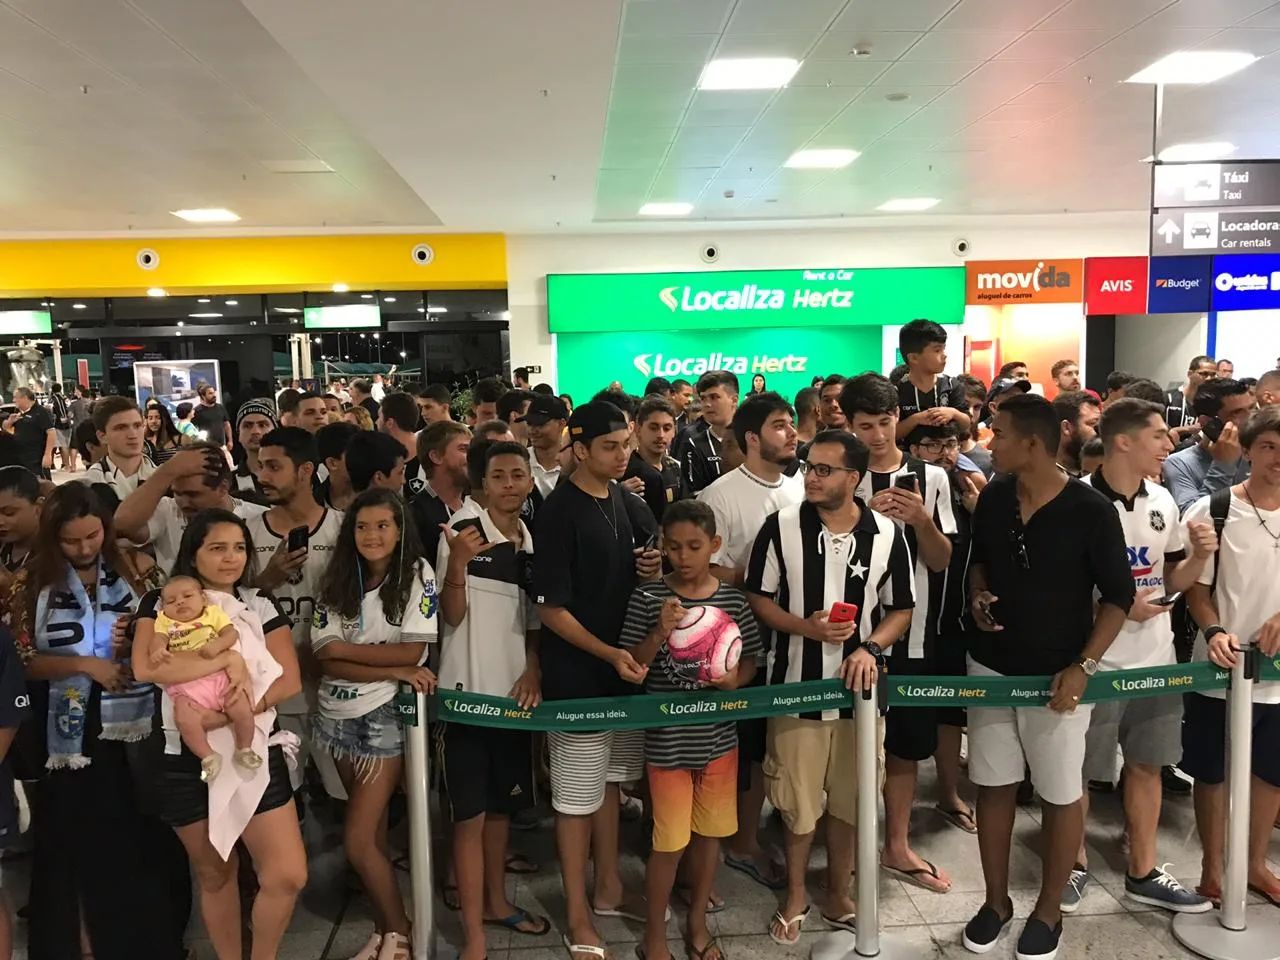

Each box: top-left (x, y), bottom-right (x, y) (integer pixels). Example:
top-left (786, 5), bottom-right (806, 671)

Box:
top-left (403, 690), bottom-right (451, 960)
top-left (1172, 644), bottom-right (1280, 960)
top-left (811, 680), bottom-right (921, 960)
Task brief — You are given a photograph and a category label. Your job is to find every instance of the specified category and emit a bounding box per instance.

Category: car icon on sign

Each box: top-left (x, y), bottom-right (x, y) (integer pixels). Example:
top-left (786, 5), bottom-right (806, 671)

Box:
top-left (1190, 222), bottom-right (1213, 240)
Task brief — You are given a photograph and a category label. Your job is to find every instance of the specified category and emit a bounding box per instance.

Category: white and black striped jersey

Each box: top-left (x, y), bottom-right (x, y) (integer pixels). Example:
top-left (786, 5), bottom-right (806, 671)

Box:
top-left (675, 426), bottom-right (725, 494)
top-left (744, 499), bottom-right (915, 721)
top-left (855, 455), bottom-right (957, 662)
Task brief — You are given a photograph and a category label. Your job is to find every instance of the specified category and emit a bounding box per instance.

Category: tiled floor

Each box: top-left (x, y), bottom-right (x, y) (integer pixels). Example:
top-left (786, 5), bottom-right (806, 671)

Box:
top-left (8, 764), bottom-right (1279, 960)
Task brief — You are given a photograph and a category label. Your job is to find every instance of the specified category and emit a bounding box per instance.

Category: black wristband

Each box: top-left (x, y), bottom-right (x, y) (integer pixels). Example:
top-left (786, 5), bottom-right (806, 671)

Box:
top-left (860, 640), bottom-right (884, 659)
top-left (1204, 625), bottom-right (1227, 641)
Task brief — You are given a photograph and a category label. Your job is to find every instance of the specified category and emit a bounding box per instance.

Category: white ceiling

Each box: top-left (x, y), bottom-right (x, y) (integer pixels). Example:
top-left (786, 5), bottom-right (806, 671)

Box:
top-left (2, 0), bottom-right (1280, 233)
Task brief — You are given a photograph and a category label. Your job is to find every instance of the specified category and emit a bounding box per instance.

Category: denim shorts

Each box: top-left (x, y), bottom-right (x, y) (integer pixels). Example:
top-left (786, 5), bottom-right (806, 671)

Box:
top-left (311, 700), bottom-right (405, 779)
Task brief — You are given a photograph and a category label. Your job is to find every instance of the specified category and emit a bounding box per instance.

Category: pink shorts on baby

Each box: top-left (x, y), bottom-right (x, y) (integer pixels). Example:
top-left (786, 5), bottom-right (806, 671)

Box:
top-left (168, 671), bottom-right (231, 712)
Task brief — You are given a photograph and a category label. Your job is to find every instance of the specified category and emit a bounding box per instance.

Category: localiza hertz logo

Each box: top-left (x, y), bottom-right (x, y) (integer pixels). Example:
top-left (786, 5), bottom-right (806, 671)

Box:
top-left (634, 353), bottom-right (654, 377)
top-left (659, 287), bottom-right (680, 311)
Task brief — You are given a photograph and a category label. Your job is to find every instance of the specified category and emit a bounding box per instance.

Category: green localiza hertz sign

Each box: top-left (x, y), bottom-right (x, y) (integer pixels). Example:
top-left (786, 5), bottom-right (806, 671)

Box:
top-left (545, 267), bottom-right (965, 333)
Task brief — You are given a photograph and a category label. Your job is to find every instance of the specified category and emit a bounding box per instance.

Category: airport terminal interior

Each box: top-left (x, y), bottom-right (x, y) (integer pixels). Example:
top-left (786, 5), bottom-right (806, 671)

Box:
top-left (7, 1), bottom-right (1280, 959)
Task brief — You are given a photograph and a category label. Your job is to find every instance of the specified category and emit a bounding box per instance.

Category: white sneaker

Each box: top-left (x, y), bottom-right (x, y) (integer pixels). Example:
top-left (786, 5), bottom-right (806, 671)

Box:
top-left (377, 932), bottom-right (412, 960)
top-left (348, 932), bottom-right (381, 960)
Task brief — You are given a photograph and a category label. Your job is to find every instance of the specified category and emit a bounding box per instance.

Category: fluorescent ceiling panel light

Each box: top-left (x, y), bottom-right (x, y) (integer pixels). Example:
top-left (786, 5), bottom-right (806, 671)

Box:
top-left (171, 208), bottom-right (240, 223)
top-left (639, 202), bottom-right (693, 216)
top-left (1157, 141), bottom-right (1236, 162)
top-left (384, 296), bottom-right (396, 303)
top-left (361, 293), bottom-right (374, 299)
top-left (426, 306), bottom-right (448, 314)
top-left (198, 298), bottom-right (211, 304)
top-left (147, 287), bottom-right (167, 297)
top-left (1126, 51), bottom-right (1257, 85)
top-left (417, 307), bottom-right (425, 313)
top-left (72, 303), bottom-right (86, 310)
top-left (785, 148), bottom-right (860, 169)
top-left (273, 307), bottom-right (302, 314)
top-left (877, 197), bottom-right (940, 212)
top-left (224, 299), bottom-right (238, 306)
top-left (188, 312), bottom-right (223, 319)
top-left (698, 57), bottom-right (800, 90)
top-left (332, 283), bottom-right (349, 293)
top-left (260, 159), bottom-right (333, 174)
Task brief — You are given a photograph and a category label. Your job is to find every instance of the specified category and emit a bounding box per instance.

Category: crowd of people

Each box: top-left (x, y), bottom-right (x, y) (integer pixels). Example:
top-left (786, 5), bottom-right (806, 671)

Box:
top-left (0, 338), bottom-right (1276, 960)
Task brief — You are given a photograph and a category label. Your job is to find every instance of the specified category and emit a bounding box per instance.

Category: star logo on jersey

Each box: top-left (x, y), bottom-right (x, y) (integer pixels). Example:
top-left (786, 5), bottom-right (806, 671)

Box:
top-left (1149, 509), bottom-right (1166, 533)
top-left (848, 560), bottom-right (868, 581)
top-left (408, 477), bottom-right (426, 495)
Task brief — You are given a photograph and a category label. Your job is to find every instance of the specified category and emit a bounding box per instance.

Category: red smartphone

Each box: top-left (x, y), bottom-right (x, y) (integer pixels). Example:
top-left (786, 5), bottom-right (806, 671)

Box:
top-left (829, 601), bottom-right (859, 623)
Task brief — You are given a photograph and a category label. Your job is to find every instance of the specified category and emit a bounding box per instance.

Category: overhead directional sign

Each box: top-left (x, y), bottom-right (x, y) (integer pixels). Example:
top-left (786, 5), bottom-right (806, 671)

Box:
top-left (1154, 161), bottom-right (1280, 209)
top-left (1150, 209), bottom-right (1280, 256)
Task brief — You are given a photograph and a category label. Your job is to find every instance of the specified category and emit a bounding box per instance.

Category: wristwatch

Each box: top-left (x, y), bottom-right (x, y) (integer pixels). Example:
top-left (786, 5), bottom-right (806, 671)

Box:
top-left (860, 640), bottom-right (884, 659)
top-left (1204, 625), bottom-right (1228, 642)
top-left (1077, 657), bottom-right (1099, 677)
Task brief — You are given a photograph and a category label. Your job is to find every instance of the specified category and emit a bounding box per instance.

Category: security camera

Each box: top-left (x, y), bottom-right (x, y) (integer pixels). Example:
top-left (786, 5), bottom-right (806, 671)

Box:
top-left (411, 243), bottom-right (434, 266)
top-left (136, 248), bottom-right (160, 270)
top-left (952, 237), bottom-right (970, 258)
top-left (700, 242), bottom-right (720, 264)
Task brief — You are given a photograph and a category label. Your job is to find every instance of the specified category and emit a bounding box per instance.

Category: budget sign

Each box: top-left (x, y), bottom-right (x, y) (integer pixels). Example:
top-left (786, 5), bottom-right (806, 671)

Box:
top-left (546, 267), bottom-right (963, 333)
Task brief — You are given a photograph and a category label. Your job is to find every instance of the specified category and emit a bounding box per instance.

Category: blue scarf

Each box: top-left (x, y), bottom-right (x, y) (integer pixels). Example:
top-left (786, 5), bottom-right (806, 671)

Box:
top-left (35, 559), bottom-right (152, 770)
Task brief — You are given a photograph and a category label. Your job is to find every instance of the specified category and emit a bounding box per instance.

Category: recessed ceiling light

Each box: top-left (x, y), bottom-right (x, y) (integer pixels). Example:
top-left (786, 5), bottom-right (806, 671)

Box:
top-left (187, 313), bottom-right (223, 319)
top-left (361, 293), bottom-right (374, 299)
top-left (1156, 141), bottom-right (1236, 162)
top-left (639, 202), bottom-right (693, 216)
top-left (384, 296), bottom-right (396, 303)
top-left (698, 57), bottom-right (800, 90)
top-left (332, 283), bottom-right (349, 293)
top-left (224, 299), bottom-right (238, 306)
top-left (171, 208), bottom-right (241, 223)
top-left (1126, 51), bottom-right (1257, 85)
top-left (198, 298), bottom-right (211, 304)
top-left (417, 307), bottom-right (426, 313)
top-left (786, 148), bottom-right (860, 169)
top-left (877, 197), bottom-right (940, 212)
top-left (273, 307), bottom-right (302, 314)
top-left (147, 287), bottom-right (167, 297)
top-left (427, 306), bottom-right (448, 314)
top-left (72, 303), bottom-right (86, 310)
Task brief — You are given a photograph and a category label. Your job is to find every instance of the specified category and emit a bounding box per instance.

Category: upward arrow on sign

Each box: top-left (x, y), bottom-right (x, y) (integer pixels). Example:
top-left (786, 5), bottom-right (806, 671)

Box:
top-left (1158, 219), bottom-right (1181, 244)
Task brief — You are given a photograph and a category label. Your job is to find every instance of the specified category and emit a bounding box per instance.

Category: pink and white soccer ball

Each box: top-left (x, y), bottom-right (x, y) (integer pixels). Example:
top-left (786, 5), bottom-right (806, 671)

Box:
top-left (666, 605), bottom-right (742, 683)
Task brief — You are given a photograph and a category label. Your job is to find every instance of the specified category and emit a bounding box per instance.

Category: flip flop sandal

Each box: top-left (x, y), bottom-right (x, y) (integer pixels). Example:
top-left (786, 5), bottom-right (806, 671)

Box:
top-left (882, 859), bottom-right (951, 894)
top-left (592, 901), bottom-right (671, 923)
top-left (769, 906), bottom-right (810, 946)
top-left (487, 909), bottom-right (552, 936)
top-left (440, 882), bottom-right (460, 911)
top-left (1196, 883), bottom-right (1222, 906)
top-left (505, 852), bottom-right (540, 875)
top-left (723, 854), bottom-right (787, 891)
top-left (674, 882), bottom-right (726, 914)
top-left (563, 935), bottom-right (610, 960)
top-left (1249, 883), bottom-right (1280, 907)
top-left (820, 912), bottom-right (857, 933)
top-left (934, 804), bottom-right (978, 835)
top-left (686, 937), bottom-right (726, 960)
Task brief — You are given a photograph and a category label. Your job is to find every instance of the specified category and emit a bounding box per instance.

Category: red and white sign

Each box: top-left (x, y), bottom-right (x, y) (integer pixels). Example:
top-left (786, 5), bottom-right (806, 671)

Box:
top-left (1084, 257), bottom-right (1149, 315)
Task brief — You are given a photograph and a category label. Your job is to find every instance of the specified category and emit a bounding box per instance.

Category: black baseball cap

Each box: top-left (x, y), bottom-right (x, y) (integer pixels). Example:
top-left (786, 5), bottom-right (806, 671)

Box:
top-left (985, 377), bottom-right (1032, 405)
top-left (524, 394), bottom-right (569, 426)
top-left (566, 400), bottom-right (629, 447)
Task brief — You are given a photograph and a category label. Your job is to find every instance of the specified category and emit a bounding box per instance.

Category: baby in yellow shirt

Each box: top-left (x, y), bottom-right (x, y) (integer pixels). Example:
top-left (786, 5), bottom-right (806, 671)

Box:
top-left (151, 576), bottom-right (262, 782)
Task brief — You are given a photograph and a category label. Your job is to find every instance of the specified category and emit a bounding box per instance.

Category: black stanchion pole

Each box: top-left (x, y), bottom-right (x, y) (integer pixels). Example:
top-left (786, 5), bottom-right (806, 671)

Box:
top-left (1173, 644), bottom-right (1280, 959)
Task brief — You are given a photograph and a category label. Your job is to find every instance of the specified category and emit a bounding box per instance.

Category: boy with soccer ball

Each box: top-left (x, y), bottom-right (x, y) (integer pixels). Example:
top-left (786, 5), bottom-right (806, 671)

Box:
top-left (620, 499), bottom-right (762, 960)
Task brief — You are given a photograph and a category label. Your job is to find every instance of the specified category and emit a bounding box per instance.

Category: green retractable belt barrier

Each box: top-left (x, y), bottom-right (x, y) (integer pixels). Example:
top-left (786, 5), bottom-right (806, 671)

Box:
top-left (393, 658), bottom-right (1280, 732)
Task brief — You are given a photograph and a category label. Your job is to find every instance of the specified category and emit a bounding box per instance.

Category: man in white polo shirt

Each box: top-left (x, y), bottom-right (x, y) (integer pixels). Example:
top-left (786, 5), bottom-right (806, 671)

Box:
top-left (1183, 406), bottom-right (1280, 905)
top-left (1071, 399), bottom-right (1216, 914)
top-left (698, 392), bottom-right (801, 890)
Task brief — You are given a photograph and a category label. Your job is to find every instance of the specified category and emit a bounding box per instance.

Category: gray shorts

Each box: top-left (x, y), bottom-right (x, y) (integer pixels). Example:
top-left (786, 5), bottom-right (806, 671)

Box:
top-left (1083, 694), bottom-right (1183, 783)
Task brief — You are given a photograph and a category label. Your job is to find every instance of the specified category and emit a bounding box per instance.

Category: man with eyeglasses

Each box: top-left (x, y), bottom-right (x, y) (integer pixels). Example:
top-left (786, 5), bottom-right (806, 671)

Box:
top-left (961, 393), bottom-right (1133, 959)
top-left (841, 374), bottom-right (958, 894)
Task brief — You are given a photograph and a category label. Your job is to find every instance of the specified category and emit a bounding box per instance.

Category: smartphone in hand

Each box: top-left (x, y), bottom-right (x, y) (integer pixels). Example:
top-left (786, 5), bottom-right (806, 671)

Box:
top-left (286, 525), bottom-right (309, 553)
top-left (829, 601), bottom-right (859, 624)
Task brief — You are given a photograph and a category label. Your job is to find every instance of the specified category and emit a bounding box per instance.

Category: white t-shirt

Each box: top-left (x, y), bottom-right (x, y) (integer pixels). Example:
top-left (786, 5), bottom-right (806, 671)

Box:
top-left (531, 457), bottom-right (562, 499)
top-left (245, 508), bottom-right (344, 714)
top-left (83, 455), bottom-right (157, 500)
top-left (698, 465), bottom-right (804, 570)
top-left (1083, 473), bottom-right (1184, 671)
top-left (1187, 491), bottom-right (1280, 703)
top-left (437, 507), bottom-right (539, 698)
top-left (311, 560), bottom-right (438, 718)
top-left (146, 496), bottom-right (269, 574)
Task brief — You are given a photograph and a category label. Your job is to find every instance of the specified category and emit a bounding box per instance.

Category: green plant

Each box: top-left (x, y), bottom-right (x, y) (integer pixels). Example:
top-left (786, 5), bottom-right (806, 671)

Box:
top-left (451, 386), bottom-right (474, 419)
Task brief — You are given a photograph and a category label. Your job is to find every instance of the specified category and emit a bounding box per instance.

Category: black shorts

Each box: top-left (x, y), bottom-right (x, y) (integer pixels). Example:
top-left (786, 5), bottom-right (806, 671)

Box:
top-left (928, 642), bottom-right (967, 729)
top-left (439, 723), bottom-right (534, 822)
top-left (156, 743), bottom-right (295, 828)
top-left (736, 670), bottom-right (768, 790)
top-left (1181, 692), bottom-right (1280, 788)
top-left (885, 657), bottom-right (940, 761)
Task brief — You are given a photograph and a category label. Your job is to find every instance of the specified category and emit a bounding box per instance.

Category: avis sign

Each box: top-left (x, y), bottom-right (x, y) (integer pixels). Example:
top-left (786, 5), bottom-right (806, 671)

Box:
top-left (1084, 257), bottom-right (1149, 314)
top-left (964, 259), bottom-right (1084, 305)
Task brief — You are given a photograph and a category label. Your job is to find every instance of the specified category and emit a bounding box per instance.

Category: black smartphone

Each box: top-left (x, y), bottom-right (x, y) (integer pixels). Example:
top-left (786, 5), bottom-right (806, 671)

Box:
top-left (1202, 417), bottom-right (1225, 443)
top-left (635, 529), bottom-right (658, 551)
top-left (1152, 591), bottom-right (1183, 607)
top-left (286, 525), bottom-right (309, 552)
top-left (894, 474), bottom-right (918, 492)
top-left (453, 517), bottom-right (487, 542)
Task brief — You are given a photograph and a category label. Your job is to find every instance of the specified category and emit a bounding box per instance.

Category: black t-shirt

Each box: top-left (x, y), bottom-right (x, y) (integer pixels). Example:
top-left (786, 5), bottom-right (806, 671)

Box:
top-left (533, 481), bottom-right (658, 701)
top-left (624, 452), bottom-right (686, 523)
top-left (896, 374), bottom-right (967, 425)
top-left (360, 397), bottom-right (380, 421)
top-left (11, 405), bottom-right (53, 471)
top-left (967, 475), bottom-right (1135, 676)
top-left (0, 628), bottom-right (27, 847)
top-left (410, 491), bottom-right (452, 570)
top-left (192, 402), bottom-right (230, 445)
